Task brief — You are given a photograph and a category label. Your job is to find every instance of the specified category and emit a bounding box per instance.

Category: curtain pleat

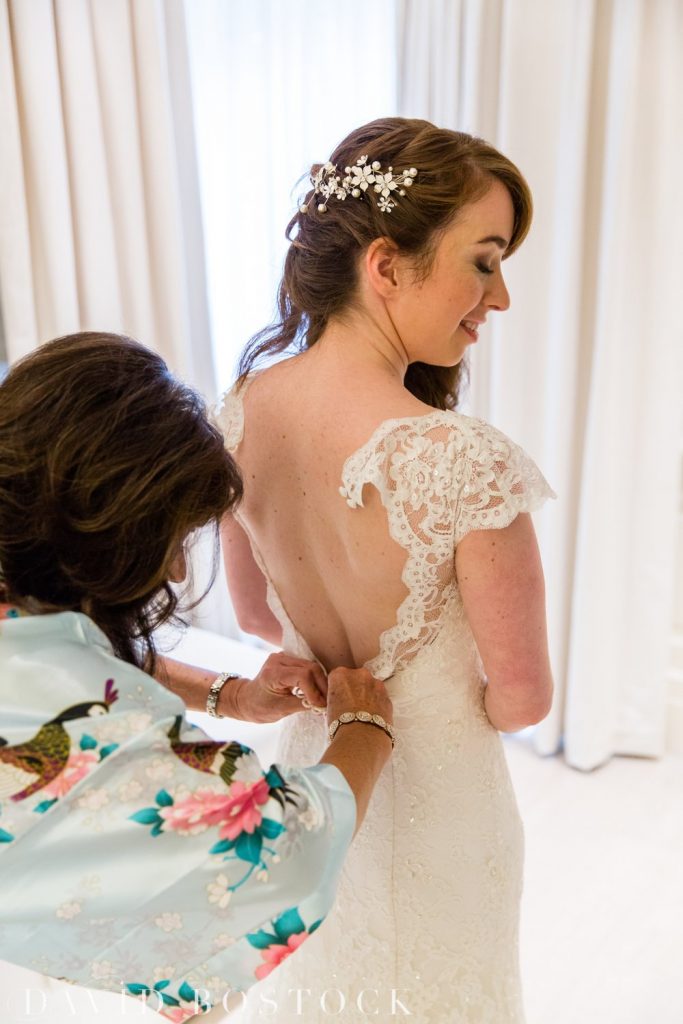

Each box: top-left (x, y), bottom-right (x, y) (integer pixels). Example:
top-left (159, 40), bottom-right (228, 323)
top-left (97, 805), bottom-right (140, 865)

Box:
top-left (397, 0), bottom-right (683, 769)
top-left (0, 0), bottom-right (215, 395)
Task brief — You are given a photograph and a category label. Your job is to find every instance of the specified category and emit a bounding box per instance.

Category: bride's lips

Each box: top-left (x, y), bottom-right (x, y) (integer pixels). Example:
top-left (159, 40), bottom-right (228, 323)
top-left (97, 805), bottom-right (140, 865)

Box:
top-left (459, 319), bottom-right (483, 342)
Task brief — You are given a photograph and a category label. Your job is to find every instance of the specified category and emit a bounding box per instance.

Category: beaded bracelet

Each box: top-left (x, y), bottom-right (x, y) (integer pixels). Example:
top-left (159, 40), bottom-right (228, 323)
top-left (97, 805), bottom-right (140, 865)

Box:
top-left (328, 711), bottom-right (395, 749)
top-left (206, 672), bottom-right (240, 718)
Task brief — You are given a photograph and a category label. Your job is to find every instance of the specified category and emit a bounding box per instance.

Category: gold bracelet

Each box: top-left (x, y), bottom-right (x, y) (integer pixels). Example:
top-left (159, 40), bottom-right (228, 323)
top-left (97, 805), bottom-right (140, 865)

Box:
top-left (206, 672), bottom-right (240, 718)
top-left (328, 711), bottom-right (395, 748)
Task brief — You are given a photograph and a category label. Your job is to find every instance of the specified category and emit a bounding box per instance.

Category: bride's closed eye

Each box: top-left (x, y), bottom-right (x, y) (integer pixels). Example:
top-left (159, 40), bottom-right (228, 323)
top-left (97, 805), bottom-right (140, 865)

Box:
top-left (476, 261), bottom-right (495, 275)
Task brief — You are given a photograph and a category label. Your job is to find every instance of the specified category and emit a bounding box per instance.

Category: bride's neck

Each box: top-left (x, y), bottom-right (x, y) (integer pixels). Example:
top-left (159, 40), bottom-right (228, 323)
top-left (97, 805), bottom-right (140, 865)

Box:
top-left (309, 312), bottom-right (409, 386)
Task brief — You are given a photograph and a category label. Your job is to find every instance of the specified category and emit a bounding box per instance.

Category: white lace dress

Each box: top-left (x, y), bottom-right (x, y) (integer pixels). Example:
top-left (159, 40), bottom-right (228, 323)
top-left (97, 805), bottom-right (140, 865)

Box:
top-left (215, 386), bottom-right (556, 1023)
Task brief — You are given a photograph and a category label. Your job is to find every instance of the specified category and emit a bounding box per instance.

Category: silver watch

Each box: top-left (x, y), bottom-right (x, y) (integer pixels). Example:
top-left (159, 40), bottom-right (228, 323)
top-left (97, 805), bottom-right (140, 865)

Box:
top-left (206, 672), bottom-right (240, 718)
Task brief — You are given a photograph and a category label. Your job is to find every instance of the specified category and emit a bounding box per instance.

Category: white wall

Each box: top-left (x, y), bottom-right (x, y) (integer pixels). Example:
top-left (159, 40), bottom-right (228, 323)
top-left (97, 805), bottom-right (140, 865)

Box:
top-left (666, 444), bottom-right (683, 752)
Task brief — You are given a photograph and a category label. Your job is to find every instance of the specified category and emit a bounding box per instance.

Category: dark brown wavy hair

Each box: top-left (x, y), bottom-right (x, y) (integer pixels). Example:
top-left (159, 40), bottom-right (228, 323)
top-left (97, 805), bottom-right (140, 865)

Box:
top-left (238, 117), bottom-right (533, 409)
top-left (0, 333), bottom-right (241, 669)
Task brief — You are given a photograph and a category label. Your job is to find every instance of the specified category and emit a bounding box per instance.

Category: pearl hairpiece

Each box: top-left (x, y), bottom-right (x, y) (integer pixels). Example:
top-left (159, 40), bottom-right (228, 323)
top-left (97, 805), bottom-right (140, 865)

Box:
top-left (299, 155), bottom-right (418, 215)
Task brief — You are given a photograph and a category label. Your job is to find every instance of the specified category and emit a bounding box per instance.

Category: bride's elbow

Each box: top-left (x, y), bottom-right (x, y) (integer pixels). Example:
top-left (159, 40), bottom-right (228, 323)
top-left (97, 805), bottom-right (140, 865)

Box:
top-left (235, 605), bottom-right (283, 646)
top-left (484, 674), bottom-right (554, 730)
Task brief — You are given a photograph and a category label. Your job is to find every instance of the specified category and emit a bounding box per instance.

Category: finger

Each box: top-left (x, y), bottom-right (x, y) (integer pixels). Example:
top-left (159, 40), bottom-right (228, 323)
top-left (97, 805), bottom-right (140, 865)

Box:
top-left (293, 666), bottom-right (327, 708)
top-left (264, 666), bottom-right (322, 708)
top-left (279, 655), bottom-right (327, 685)
top-left (312, 663), bottom-right (329, 699)
top-left (270, 654), bottom-right (318, 670)
top-left (271, 656), bottom-right (328, 703)
top-left (273, 693), bottom-right (314, 720)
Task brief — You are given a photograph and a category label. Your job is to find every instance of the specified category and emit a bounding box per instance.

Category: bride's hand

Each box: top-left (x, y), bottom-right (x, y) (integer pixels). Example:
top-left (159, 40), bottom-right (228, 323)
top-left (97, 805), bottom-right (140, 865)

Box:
top-left (325, 667), bottom-right (393, 729)
top-left (236, 652), bottom-right (328, 723)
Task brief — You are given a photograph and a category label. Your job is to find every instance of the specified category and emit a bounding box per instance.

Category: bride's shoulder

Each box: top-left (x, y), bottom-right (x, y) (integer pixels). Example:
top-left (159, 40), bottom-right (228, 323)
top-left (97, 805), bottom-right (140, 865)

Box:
top-left (341, 407), bottom-right (544, 489)
top-left (408, 410), bottom-right (552, 483)
top-left (351, 406), bottom-right (518, 457)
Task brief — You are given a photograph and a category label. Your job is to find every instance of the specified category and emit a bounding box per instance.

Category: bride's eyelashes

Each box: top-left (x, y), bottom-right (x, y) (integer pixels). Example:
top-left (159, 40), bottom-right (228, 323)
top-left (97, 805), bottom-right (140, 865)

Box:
top-left (476, 261), bottom-right (495, 275)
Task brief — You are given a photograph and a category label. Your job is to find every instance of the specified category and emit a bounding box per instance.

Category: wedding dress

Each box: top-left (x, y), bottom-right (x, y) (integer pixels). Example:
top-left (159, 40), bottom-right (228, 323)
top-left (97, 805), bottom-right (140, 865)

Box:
top-left (215, 378), bottom-right (556, 1023)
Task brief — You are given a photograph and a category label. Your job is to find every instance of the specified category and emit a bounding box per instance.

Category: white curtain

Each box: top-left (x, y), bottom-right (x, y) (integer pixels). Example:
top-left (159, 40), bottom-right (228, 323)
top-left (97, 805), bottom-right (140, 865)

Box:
top-left (183, 0), bottom-right (398, 638)
top-left (185, 0), bottom-right (398, 392)
top-left (0, 0), bottom-right (215, 396)
top-left (398, 0), bottom-right (683, 770)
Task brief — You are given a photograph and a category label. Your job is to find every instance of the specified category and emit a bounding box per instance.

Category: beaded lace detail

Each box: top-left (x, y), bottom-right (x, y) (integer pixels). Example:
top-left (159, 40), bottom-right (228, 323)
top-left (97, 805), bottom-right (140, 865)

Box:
top-left (339, 412), bottom-right (557, 679)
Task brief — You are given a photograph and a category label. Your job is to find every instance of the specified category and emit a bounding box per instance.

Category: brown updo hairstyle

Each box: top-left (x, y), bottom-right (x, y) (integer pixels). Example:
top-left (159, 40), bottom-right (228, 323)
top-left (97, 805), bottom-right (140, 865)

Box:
top-left (0, 333), bottom-right (242, 669)
top-left (239, 116), bottom-right (533, 409)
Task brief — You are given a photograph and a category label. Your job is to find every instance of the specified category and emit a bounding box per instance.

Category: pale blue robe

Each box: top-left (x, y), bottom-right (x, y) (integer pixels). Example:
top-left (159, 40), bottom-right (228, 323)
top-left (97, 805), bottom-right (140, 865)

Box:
top-left (0, 611), bottom-right (355, 1021)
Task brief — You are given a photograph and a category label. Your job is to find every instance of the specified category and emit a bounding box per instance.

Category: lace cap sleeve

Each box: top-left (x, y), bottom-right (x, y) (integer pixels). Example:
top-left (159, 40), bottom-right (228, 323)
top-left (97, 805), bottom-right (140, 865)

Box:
top-left (210, 379), bottom-right (247, 453)
top-left (338, 412), bottom-right (555, 677)
top-left (453, 416), bottom-right (557, 545)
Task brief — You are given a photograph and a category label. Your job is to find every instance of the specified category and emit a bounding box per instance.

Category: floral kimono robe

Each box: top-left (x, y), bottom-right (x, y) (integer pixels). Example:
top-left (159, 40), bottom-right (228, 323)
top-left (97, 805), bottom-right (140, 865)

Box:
top-left (0, 608), bottom-right (356, 1021)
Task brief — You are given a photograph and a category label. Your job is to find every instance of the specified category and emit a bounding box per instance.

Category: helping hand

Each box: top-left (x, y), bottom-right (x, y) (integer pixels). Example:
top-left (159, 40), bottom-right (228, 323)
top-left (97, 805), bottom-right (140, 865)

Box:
top-left (235, 652), bottom-right (328, 723)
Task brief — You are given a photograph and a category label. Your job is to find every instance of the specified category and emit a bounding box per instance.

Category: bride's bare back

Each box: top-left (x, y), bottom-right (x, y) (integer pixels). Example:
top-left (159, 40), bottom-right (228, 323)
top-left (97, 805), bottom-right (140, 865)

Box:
top-left (224, 353), bottom-right (428, 671)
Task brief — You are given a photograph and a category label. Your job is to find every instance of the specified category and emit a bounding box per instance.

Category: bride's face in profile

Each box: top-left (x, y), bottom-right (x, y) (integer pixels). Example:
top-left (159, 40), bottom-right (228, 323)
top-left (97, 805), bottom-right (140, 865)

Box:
top-left (388, 178), bottom-right (515, 367)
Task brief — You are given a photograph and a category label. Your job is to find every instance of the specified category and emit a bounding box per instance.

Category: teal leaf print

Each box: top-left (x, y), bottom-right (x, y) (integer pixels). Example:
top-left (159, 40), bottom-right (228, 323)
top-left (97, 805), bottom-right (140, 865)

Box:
top-left (235, 830), bottom-right (263, 864)
top-left (260, 817), bottom-right (286, 839)
top-left (156, 991), bottom-right (180, 1007)
top-left (177, 981), bottom-right (195, 1002)
top-left (126, 983), bottom-right (151, 997)
top-left (247, 929), bottom-right (279, 950)
top-left (125, 981), bottom-right (179, 1008)
top-left (154, 987), bottom-right (180, 1003)
top-left (80, 734), bottom-right (98, 750)
top-left (129, 808), bottom-right (163, 826)
top-left (264, 766), bottom-right (285, 789)
top-left (128, 789), bottom-right (176, 836)
top-left (99, 743), bottom-right (119, 760)
top-left (34, 798), bottom-right (58, 814)
top-left (0, 828), bottom-right (14, 843)
top-left (209, 838), bottom-right (236, 855)
top-left (177, 980), bottom-right (210, 1011)
top-left (274, 907), bottom-right (305, 942)
top-left (309, 917), bottom-right (323, 934)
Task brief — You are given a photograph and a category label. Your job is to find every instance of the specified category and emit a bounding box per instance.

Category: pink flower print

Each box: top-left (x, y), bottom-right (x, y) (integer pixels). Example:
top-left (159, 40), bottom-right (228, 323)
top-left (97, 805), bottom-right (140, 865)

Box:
top-left (160, 778), bottom-right (271, 841)
top-left (163, 1009), bottom-right (196, 1023)
top-left (254, 931), bottom-right (309, 981)
top-left (217, 778), bottom-right (270, 841)
top-left (44, 750), bottom-right (99, 798)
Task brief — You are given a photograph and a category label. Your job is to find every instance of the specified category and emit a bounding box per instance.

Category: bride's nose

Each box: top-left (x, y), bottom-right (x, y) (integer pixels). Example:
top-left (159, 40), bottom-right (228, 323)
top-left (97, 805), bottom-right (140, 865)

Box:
top-left (487, 270), bottom-right (511, 312)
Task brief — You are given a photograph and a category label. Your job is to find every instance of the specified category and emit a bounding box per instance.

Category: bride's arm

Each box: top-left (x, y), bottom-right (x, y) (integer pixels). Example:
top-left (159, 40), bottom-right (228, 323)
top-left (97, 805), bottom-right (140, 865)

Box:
top-left (456, 512), bottom-right (554, 732)
top-left (220, 514), bottom-right (283, 645)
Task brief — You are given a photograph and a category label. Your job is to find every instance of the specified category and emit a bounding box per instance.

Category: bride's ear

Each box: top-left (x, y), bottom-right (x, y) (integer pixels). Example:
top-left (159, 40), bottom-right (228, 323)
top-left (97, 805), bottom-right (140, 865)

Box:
top-left (363, 237), bottom-right (407, 299)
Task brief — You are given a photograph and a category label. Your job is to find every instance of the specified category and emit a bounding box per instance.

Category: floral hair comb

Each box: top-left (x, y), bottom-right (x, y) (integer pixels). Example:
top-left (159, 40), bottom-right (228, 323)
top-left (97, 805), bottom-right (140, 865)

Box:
top-left (299, 155), bottom-right (418, 215)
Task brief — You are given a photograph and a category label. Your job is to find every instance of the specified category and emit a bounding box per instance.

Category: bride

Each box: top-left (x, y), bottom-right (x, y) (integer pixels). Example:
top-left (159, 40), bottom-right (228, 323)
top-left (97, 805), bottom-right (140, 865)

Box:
top-left (215, 117), bottom-right (556, 1022)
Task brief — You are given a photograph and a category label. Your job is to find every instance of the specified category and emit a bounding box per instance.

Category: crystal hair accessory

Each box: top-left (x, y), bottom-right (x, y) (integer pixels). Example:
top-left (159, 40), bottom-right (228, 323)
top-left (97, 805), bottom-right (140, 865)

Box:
top-left (299, 155), bottom-right (418, 215)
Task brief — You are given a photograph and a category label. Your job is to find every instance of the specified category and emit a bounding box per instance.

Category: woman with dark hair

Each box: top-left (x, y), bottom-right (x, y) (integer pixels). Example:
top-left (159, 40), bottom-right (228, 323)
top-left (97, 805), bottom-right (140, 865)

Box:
top-left (216, 118), bottom-right (557, 1021)
top-left (0, 332), bottom-right (394, 1020)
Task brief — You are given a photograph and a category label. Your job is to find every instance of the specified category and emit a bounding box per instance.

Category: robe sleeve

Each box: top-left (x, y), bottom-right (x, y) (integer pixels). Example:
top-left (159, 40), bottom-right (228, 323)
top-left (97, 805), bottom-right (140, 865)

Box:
top-left (0, 681), bottom-right (356, 1021)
